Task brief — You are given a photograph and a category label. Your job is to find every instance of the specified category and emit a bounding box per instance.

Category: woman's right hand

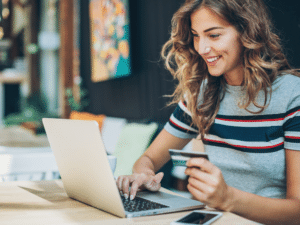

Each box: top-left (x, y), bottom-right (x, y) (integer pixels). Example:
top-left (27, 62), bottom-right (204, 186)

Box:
top-left (116, 172), bottom-right (164, 200)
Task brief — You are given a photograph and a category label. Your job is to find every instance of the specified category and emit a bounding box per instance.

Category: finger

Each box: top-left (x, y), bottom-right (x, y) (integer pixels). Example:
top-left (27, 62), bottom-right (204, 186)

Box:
top-left (150, 172), bottom-right (164, 191)
top-left (117, 176), bottom-right (124, 193)
top-left (154, 172), bottom-right (164, 183)
top-left (144, 172), bottom-right (163, 191)
top-left (187, 182), bottom-right (207, 204)
top-left (129, 174), bottom-right (151, 200)
top-left (186, 157), bottom-right (217, 174)
top-left (122, 177), bottom-right (131, 199)
top-left (130, 179), bottom-right (145, 200)
top-left (188, 176), bottom-right (214, 195)
top-left (185, 167), bottom-right (217, 186)
top-left (145, 180), bottom-right (161, 191)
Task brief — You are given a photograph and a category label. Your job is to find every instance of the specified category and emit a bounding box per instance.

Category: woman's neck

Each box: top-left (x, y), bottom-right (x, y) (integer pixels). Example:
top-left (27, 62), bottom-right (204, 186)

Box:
top-left (224, 70), bottom-right (244, 86)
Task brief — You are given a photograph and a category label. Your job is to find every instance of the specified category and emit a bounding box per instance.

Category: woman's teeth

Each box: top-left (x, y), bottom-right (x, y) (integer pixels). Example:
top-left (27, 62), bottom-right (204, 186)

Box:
top-left (207, 56), bottom-right (220, 63)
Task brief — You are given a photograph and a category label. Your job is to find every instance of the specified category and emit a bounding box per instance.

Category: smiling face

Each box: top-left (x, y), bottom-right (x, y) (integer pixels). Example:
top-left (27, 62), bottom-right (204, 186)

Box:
top-left (190, 7), bottom-right (244, 86)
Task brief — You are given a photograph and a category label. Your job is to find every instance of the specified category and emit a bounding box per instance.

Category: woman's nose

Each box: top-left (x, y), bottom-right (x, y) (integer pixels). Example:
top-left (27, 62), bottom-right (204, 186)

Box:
top-left (198, 39), bottom-right (211, 55)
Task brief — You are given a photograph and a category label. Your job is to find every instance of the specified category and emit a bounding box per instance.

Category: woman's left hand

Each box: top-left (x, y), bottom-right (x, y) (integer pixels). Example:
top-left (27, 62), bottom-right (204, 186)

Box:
top-left (185, 157), bottom-right (234, 211)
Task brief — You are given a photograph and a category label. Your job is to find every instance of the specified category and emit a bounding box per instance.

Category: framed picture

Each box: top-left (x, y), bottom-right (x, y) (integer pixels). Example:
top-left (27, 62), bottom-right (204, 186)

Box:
top-left (90, 0), bottom-right (131, 82)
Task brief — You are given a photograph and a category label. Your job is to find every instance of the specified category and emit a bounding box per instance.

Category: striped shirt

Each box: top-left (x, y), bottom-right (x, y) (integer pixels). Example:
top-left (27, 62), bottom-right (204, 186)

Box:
top-left (165, 74), bottom-right (300, 198)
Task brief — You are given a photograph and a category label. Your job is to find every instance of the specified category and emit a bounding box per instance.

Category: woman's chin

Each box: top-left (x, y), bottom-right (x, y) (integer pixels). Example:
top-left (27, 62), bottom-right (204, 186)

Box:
top-left (208, 71), bottom-right (223, 77)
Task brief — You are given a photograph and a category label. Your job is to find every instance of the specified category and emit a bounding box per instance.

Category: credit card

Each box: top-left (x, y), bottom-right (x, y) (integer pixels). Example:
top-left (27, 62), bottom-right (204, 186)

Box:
top-left (169, 149), bottom-right (209, 167)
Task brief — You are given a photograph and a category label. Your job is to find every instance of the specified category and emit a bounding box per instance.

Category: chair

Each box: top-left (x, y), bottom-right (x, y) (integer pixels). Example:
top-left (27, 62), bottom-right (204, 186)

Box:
top-left (112, 122), bottom-right (158, 177)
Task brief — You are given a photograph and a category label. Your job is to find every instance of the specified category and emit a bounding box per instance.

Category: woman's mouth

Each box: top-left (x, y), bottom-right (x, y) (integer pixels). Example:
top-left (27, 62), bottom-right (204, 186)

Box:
top-left (206, 56), bottom-right (221, 65)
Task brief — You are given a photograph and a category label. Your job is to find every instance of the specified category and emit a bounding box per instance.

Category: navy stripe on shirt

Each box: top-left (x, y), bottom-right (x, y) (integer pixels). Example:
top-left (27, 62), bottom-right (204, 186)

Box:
top-left (168, 119), bottom-right (198, 135)
top-left (209, 124), bottom-right (284, 142)
top-left (172, 104), bottom-right (198, 131)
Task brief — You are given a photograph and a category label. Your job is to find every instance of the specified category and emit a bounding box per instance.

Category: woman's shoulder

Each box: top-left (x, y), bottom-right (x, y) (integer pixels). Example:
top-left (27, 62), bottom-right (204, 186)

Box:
top-left (272, 74), bottom-right (300, 109)
top-left (273, 74), bottom-right (300, 90)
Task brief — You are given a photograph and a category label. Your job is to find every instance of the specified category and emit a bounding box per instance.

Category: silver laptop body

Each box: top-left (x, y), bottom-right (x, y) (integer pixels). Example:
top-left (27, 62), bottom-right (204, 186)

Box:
top-left (42, 118), bottom-right (204, 218)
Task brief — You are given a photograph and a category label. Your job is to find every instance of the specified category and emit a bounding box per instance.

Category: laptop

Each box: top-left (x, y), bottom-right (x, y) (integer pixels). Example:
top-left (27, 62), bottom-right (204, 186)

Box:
top-left (42, 118), bottom-right (205, 218)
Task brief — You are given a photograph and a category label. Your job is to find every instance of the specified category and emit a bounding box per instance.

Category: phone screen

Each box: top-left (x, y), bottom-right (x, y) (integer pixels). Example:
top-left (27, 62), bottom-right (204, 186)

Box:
top-left (177, 212), bottom-right (217, 224)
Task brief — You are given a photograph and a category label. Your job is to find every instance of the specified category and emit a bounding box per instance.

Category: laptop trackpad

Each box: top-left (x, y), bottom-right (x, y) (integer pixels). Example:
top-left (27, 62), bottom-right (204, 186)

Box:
top-left (137, 191), bottom-right (177, 200)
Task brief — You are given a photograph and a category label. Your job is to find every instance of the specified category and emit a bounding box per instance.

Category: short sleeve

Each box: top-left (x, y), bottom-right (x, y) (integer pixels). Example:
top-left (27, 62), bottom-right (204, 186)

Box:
top-left (284, 83), bottom-right (300, 151)
top-left (164, 101), bottom-right (199, 139)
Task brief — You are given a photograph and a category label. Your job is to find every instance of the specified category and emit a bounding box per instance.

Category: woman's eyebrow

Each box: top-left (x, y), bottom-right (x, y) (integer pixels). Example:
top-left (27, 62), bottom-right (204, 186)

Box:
top-left (191, 28), bottom-right (198, 33)
top-left (191, 27), bottom-right (224, 33)
top-left (204, 27), bottom-right (224, 32)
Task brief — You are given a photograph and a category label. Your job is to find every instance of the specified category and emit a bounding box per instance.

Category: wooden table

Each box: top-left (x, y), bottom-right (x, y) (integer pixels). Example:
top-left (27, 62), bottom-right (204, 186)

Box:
top-left (0, 180), bottom-right (260, 225)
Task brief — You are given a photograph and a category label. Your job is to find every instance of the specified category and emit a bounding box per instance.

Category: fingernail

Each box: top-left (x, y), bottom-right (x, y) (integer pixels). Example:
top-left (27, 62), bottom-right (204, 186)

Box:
top-left (130, 195), bottom-right (134, 201)
top-left (124, 194), bottom-right (128, 199)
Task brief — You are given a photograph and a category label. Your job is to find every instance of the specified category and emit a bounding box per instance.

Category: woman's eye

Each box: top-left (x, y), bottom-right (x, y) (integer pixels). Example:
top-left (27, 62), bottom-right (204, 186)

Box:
top-left (210, 34), bottom-right (220, 38)
top-left (192, 33), bottom-right (199, 37)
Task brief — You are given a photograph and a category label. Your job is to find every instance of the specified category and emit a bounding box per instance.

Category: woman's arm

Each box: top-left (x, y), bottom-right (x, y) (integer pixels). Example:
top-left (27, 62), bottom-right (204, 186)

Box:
top-left (185, 149), bottom-right (300, 225)
top-left (133, 129), bottom-right (191, 174)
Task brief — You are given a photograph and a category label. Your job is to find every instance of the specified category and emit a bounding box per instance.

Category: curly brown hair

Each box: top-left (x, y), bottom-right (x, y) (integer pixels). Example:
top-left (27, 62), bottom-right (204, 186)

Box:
top-left (161, 0), bottom-right (300, 140)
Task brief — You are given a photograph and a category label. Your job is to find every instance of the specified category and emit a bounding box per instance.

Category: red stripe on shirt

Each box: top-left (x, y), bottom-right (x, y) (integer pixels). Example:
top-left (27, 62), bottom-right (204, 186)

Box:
top-left (169, 118), bottom-right (190, 132)
top-left (285, 136), bottom-right (300, 139)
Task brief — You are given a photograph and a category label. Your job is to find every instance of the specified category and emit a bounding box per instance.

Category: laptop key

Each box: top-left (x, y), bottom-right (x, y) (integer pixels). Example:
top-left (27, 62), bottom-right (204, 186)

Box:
top-left (121, 195), bottom-right (169, 212)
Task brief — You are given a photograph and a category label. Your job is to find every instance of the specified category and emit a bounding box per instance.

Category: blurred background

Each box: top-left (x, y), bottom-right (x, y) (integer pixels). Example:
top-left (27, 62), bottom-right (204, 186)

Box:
top-left (0, 0), bottom-right (298, 128)
top-left (0, 0), bottom-right (299, 191)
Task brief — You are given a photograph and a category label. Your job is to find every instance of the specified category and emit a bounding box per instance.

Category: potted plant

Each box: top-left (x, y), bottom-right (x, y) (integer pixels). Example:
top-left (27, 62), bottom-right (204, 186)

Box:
top-left (65, 86), bottom-right (89, 113)
top-left (4, 92), bottom-right (58, 134)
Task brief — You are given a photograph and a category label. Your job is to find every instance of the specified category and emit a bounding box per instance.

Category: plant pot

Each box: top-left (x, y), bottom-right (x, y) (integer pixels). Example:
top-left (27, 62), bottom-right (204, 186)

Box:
top-left (69, 111), bottom-right (106, 130)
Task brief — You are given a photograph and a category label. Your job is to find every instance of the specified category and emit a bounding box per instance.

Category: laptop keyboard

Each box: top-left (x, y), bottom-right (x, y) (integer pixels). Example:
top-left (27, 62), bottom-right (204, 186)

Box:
top-left (121, 195), bottom-right (169, 212)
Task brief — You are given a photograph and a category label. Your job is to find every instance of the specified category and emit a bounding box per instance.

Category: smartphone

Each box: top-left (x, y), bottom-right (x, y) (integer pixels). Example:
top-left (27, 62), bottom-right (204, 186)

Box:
top-left (171, 210), bottom-right (223, 225)
top-left (169, 149), bottom-right (209, 167)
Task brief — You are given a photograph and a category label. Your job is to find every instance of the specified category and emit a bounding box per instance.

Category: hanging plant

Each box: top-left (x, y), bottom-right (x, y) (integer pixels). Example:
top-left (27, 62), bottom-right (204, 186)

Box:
top-left (65, 86), bottom-right (89, 112)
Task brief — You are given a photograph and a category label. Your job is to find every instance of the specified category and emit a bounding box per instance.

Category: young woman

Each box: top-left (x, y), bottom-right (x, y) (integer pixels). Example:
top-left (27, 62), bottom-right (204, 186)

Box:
top-left (117, 0), bottom-right (300, 224)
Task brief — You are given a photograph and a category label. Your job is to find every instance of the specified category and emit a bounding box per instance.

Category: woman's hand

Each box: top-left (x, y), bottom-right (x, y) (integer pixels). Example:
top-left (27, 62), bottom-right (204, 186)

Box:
top-left (116, 172), bottom-right (164, 200)
top-left (185, 158), bottom-right (234, 211)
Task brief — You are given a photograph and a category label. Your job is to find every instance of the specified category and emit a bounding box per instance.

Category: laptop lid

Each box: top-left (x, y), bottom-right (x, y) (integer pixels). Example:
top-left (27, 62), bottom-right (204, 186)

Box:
top-left (43, 118), bottom-right (126, 217)
top-left (42, 118), bottom-right (204, 218)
